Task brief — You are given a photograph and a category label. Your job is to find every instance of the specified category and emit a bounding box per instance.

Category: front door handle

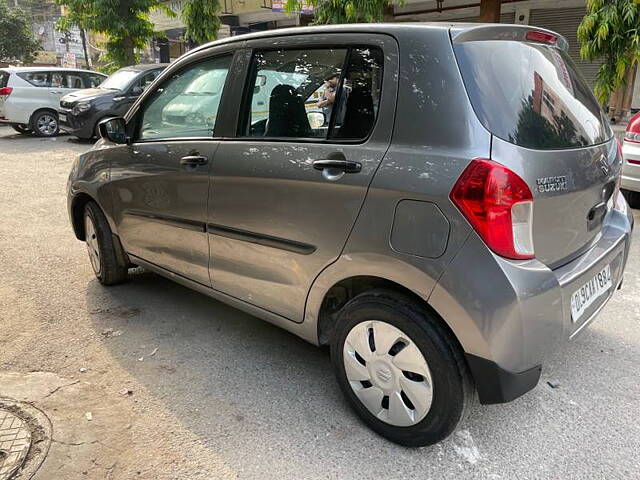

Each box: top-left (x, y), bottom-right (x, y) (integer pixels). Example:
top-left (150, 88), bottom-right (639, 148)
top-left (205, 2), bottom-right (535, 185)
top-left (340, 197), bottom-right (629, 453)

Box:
top-left (180, 155), bottom-right (208, 167)
top-left (312, 159), bottom-right (362, 173)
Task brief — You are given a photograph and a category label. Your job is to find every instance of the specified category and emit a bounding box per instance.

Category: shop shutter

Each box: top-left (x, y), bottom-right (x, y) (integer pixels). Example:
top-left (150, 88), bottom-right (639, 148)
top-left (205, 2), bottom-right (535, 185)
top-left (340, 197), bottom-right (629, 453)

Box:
top-left (529, 7), bottom-right (603, 89)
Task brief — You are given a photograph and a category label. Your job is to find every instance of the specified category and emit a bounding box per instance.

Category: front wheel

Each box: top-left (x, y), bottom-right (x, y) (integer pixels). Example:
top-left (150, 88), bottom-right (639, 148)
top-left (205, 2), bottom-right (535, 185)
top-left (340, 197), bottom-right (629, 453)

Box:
top-left (30, 111), bottom-right (59, 137)
top-left (83, 201), bottom-right (129, 285)
top-left (331, 290), bottom-right (474, 447)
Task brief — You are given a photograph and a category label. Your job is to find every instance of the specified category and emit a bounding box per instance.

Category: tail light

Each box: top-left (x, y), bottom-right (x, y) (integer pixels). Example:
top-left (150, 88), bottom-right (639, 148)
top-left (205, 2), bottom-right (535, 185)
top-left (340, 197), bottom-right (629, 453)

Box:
top-left (450, 158), bottom-right (535, 260)
top-left (624, 113), bottom-right (640, 143)
top-left (0, 87), bottom-right (12, 96)
top-left (525, 30), bottom-right (558, 45)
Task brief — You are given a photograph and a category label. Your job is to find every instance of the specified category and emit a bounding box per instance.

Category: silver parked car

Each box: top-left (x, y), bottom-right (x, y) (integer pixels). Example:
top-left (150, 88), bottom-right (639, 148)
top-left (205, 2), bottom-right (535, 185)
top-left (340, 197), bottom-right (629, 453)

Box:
top-left (67, 24), bottom-right (633, 446)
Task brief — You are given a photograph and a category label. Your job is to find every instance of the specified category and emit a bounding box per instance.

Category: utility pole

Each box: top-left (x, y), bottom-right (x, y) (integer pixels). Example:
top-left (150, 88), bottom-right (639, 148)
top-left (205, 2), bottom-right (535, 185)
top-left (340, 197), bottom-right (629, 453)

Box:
top-left (479, 0), bottom-right (501, 22)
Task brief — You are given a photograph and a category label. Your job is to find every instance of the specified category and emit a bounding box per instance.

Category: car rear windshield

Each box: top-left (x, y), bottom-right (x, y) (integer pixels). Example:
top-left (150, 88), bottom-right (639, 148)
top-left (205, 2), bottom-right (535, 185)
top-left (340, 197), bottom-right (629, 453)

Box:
top-left (453, 40), bottom-right (611, 149)
top-left (0, 71), bottom-right (9, 88)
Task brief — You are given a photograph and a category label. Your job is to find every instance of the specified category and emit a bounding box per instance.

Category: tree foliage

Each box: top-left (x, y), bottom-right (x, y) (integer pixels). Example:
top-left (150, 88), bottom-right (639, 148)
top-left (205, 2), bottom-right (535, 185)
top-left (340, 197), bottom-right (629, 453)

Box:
top-left (57, 0), bottom-right (173, 71)
top-left (284, 0), bottom-right (396, 23)
top-left (182, 0), bottom-right (221, 46)
top-left (578, 0), bottom-right (640, 104)
top-left (0, 0), bottom-right (41, 64)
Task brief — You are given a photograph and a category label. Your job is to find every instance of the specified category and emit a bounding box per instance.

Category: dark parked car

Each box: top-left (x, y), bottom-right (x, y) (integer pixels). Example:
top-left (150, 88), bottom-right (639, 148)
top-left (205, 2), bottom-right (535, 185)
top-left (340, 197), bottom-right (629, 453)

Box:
top-left (59, 64), bottom-right (168, 139)
top-left (67, 24), bottom-right (633, 446)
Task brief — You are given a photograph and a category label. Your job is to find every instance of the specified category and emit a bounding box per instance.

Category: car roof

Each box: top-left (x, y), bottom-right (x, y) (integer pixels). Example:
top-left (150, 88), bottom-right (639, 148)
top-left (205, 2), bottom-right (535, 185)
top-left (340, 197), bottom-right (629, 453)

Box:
top-left (0, 66), bottom-right (106, 74)
top-left (120, 64), bottom-right (169, 72)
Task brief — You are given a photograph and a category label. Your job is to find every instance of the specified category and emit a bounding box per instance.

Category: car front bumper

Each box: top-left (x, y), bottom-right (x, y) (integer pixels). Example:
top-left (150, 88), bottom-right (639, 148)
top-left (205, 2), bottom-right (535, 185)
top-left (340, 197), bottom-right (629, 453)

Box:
top-left (58, 109), bottom-right (95, 139)
top-left (430, 196), bottom-right (633, 404)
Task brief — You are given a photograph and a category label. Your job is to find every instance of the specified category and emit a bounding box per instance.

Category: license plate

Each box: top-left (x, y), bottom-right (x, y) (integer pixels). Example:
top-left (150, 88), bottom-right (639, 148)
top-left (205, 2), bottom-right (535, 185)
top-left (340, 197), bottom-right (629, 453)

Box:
top-left (570, 264), bottom-right (612, 323)
top-left (59, 113), bottom-right (66, 123)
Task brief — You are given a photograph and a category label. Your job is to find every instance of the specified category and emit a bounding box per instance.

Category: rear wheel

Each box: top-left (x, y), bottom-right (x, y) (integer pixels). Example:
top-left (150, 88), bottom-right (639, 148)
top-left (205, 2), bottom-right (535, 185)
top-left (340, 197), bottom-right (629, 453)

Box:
top-left (622, 189), bottom-right (640, 209)
top-left (30, 110), bottom-right (59, 137)
top-left (11, 123), bottom-right (32, 135)
top-left (83, 201), bottom-right (129, 285)
top-left (331, 290), bottom-right (474, 447)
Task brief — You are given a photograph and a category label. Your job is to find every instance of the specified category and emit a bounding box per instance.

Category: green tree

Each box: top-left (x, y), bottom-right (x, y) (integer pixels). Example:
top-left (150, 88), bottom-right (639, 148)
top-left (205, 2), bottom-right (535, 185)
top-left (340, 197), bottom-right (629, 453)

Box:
top-left (578, 0), bottom-right (640, 104)
top-left (182, 0), bottom-right (221, 46)
top-left (57, 0), bottom-right (173, 71)
top-left (284, 0), bottom-right (396, 23)
top-left (0, 0), bottom-right (41, 64)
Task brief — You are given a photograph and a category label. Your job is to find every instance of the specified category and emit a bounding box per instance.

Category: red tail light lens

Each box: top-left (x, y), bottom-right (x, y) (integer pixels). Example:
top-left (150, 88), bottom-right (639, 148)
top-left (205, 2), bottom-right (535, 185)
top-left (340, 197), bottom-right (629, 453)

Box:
top-left (0, 87), bottom-right (12, 96)
top-left (525, 30), bottom-right (558, 44)
top-left (451, 158), bottom-right (535, 260)
top-left (624, 113), bottom-right (640, 143)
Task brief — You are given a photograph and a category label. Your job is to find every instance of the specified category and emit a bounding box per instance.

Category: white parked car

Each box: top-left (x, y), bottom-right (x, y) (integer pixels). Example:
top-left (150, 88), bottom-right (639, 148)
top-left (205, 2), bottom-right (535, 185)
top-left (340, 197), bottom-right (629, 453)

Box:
top-left (0, 67), bottom-right (106, 137)
top-left (621, 112), bottom-right (640, 208)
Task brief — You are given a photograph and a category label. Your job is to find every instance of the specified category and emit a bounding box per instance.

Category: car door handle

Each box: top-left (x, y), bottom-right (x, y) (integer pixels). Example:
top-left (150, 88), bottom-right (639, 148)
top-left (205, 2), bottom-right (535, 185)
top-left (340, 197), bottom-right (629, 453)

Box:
top-left (180, 155), bottom-right (208, 167)
top-left (50, 91), bottom-right (64, 95)
top-left (312, 159), bottom-right (362, 173)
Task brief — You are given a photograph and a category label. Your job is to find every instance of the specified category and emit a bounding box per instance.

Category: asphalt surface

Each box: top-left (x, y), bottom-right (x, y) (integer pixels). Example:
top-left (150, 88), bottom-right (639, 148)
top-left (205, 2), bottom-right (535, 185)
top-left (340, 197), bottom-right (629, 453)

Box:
top-left (0, 125), bottom-right (639, 479)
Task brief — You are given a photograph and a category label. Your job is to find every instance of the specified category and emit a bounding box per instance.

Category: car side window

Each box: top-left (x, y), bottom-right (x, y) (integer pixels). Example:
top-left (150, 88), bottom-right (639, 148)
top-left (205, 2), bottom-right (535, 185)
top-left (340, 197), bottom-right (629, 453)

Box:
top-left (137, 56), bottom-right (231, 141)
top-left (51, 73), bottom-right (65, 88)
top-left (132, 70), bottom-right (161, 94)
top-left (242, 49), bottom-right (347, 138)
top-left (65, 73), bottom-right (84, 89)
top-left (17, 71), bottom-right (51, 87)
top-left (81, 73), bottom-right (105, 88)
top-left (330, 47), bottom-right (384, 140)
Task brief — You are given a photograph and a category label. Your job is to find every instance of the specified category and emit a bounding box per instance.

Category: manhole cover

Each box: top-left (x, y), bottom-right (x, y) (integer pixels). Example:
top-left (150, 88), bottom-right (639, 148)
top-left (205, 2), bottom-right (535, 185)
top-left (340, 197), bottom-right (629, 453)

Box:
top-left (0, 410), bottom-right (31, 480)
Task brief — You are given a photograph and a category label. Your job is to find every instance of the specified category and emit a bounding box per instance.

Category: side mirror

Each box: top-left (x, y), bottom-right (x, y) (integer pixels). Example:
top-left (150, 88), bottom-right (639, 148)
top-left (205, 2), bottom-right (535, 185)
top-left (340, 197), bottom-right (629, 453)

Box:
top-left (98, 117), bottom-right (128, 144)
top-left (131, 85), bottom-right (144, 96)
top-left (307, 111), bottom-right (325, 129)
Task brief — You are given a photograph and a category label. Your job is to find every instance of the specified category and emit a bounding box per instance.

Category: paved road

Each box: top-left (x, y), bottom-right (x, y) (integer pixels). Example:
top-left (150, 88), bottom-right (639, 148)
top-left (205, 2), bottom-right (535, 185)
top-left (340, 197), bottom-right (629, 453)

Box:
top-left (1, 126), bottom-right (639, 479)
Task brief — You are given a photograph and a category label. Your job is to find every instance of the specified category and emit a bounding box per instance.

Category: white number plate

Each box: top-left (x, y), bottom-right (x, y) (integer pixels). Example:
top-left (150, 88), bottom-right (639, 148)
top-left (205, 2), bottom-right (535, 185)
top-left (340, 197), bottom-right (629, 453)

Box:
top-left (58, 113), bottom-right (66, 123)
top-left (570, 264), bottom-right (612, 323)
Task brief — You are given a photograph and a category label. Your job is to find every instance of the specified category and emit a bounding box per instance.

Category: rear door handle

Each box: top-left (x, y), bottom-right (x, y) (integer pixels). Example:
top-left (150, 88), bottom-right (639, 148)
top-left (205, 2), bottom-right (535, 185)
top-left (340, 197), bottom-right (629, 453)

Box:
top-left (312, 159), bottom-right (362, 173)
top-left (180, 155), bottom-right (208, 167)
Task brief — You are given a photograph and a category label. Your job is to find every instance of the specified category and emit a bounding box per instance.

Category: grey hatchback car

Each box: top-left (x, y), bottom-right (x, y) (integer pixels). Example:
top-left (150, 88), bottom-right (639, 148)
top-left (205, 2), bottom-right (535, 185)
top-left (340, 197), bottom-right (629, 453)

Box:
top-left (67, 23), bottom-right (633, 446)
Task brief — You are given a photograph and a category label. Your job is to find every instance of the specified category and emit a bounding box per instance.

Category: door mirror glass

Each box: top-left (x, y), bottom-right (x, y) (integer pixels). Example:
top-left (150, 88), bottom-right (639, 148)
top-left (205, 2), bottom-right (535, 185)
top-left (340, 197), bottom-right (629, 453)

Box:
top-left (98, 117), bottom-right (127, 144)
top-left (307, 111), bottom-right (325, 129)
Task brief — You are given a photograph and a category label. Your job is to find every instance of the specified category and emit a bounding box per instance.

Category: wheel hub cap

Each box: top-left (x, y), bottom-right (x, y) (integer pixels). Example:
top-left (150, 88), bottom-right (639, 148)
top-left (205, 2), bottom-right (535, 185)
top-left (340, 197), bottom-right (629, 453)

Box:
top-left (343, 320), bottom-right (433, 427)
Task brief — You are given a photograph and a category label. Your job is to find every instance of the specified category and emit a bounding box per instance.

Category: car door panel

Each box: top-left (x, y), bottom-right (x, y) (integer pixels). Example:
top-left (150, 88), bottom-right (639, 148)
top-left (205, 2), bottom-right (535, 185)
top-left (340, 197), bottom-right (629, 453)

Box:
top-left (108, 51), bottom-right (235, 286)
top-left (111, 141), bottom-right (218, 286)
top-left (208, 34), bottom-right (399, 322)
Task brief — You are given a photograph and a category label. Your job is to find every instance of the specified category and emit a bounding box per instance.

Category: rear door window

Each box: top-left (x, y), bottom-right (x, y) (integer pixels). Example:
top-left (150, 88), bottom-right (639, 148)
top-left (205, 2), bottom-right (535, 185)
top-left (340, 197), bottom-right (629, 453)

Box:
top-left (453, 40), bottom-right (611, 149)
top-left (17, 71), bottom-right (51, 87)
top-left (241, 46), bottom-right (383, 141)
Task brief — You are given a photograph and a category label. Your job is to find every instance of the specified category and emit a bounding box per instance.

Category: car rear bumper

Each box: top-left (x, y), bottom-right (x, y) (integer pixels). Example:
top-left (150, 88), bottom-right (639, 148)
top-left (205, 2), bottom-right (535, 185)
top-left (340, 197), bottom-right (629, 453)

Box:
top-left (430, 199), bottom-right (633, 404)
top-left (622, 140), bottom-right (640, 192)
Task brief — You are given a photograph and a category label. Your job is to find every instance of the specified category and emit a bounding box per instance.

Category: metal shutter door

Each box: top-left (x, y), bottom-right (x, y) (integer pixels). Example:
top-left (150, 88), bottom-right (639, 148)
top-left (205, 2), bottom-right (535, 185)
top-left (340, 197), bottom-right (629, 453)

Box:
top-left (529, 7), bottom-right (603, 89)
top-left (455, 12), bottom-right (515, 23)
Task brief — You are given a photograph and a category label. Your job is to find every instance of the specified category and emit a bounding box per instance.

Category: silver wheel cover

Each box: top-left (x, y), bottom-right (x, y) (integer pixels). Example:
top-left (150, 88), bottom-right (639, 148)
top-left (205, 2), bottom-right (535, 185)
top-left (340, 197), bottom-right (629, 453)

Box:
top-left (84, 214), bottom-right (101, 275)
top-left (37, 114), bottom-right (57, 135)
top-left (343, 320), bottom-right (433, 427)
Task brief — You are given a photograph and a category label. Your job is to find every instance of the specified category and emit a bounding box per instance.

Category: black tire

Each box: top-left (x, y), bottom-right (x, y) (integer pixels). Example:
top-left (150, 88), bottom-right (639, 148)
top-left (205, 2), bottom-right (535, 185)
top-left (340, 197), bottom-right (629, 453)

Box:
top-left (30, 110), bottom-right (59, 137)
top-left (331, 289), bottom-right (474, 447)
top-left (83, 201), bottom-right (129, 285)
top-left (622, 189), bottom-right (640, 209)
top-left (11, 123), bottom-right (32, 134)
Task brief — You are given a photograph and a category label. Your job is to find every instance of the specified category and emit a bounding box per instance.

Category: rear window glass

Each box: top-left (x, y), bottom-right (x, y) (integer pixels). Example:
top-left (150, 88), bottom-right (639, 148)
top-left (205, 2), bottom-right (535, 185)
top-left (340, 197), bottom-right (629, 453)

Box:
top-left (0, 71), bottom-right (9, 88)
top-left (453, 41), bottom-right (611, 149)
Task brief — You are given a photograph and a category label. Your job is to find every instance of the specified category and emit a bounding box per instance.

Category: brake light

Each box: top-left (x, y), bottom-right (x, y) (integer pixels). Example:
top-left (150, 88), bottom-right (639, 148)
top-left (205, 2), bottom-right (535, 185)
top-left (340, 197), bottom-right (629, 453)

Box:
top-left (0, 87), bottom-right (12, 96)
top-left (624, 113), bottom-right (640, 143)
top-left (450, 159), bottom-right (535, 260)
top-left (525, 30), bottom-right (558, 44)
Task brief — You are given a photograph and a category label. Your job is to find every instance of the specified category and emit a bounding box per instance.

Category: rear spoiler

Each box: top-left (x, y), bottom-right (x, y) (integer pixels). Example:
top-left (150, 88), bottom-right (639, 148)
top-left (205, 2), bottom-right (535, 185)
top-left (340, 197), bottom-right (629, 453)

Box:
top-left (450, 24), bottom-right (569, 52)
